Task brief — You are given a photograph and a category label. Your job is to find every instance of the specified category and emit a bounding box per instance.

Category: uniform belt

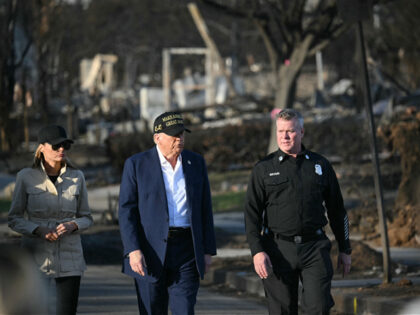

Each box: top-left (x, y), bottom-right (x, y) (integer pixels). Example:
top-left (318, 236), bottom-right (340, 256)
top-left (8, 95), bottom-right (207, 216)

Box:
top-left (269, 228), bottom-right (324, 244)
top-left (168, 227), bottom-right (191, 239)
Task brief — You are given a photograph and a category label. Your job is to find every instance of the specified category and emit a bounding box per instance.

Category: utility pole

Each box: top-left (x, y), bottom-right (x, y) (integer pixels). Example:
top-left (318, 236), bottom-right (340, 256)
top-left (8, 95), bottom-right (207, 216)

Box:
top-left (337, 0), bottom-right (391, 283)
top-left (356, 20), bottom-right (391, 283)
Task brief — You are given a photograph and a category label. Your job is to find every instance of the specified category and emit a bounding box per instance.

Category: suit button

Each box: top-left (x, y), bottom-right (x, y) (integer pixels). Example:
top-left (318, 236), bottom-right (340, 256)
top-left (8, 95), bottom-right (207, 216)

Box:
top-left (164, 239), bottom-right (167, 242)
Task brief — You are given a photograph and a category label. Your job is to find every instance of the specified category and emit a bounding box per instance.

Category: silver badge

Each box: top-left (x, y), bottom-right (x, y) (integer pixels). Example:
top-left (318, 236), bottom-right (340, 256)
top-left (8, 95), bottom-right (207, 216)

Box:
top-left (305, 154), bottom-right (309, 160)
top-left (315, 164), bottom-right (322, 175)
top-left (279, 156), bottom-right (284, 162)
top-left (187, 160), bottom-right (191, 165)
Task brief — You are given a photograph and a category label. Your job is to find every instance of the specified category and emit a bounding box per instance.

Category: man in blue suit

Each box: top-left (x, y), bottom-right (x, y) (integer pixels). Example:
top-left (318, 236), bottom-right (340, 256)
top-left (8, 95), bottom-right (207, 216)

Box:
top-left (119, 111), bottom-right (217, 315)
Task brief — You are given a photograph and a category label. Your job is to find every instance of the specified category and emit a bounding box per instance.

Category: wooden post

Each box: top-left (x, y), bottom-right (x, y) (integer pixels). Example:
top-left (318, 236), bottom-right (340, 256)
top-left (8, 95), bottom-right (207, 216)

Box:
top-left (67, 105), bottom-right (74, 139)
top-left (187, 2), bottom-right (236, 97)
top-left (162, 47), bottom-right (214, 107)
top-left (162, 49), bottom-right (171, 111)
top-left (315, 51), bottom-right (324, 91)
top-left (205, 50), bottom-right (216, 105)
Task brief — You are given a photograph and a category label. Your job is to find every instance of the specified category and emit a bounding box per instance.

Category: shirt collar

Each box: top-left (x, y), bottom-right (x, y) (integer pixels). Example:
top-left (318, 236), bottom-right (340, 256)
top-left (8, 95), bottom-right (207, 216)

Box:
top-left (40, 160), bottom-right (67, 176)
top-left (156, 145), bottom-right (182, 167)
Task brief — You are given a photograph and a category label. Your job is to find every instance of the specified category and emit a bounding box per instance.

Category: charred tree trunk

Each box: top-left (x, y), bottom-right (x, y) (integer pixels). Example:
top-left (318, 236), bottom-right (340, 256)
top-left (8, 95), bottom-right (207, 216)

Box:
top-left (267, 35), bottom-right (314, 153)
top-left (36, 46), bottom-right (50, 123)
top-left (0, 0), bottom-right (18, 152)
top-left (0, 57), bottom-right (15, 152)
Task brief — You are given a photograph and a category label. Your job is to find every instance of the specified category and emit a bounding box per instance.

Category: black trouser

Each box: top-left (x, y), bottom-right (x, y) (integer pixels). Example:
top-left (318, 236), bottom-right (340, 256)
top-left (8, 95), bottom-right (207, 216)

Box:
top-left (134, 228), bottom-right (200, 315)
top-left (262, 235), bottom-right (334, 315)
top-left (55, 276), bottom-right (81, 315)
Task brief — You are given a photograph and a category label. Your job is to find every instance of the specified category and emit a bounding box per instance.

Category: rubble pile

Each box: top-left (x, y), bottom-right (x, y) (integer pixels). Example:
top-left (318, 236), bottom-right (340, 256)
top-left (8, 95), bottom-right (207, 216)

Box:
top-left (377, 107), bottom-right (420, 246)
top-left (387, 205), bottom-right (419, 247)
top-left (188, 112), bottom-right (372, 172)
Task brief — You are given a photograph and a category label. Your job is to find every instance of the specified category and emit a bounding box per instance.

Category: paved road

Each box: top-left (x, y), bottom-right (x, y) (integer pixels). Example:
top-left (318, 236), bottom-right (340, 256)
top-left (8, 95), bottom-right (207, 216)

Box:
top-left (0, 172), bottom-right (15, 198)
top-left (78, 265), bottom-right (268, 315)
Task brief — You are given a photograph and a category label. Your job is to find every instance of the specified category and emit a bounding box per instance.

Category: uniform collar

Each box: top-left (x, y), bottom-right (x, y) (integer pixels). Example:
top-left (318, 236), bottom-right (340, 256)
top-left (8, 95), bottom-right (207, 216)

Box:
top-left (277, 144), bottom-right (309, 163)
top-left (297, 145), bottom-right (310, 159)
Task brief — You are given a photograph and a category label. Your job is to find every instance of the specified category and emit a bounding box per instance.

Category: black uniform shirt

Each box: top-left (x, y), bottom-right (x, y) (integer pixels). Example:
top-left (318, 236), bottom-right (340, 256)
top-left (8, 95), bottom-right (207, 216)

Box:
top-left (245, 146), bottom-right (351, 256)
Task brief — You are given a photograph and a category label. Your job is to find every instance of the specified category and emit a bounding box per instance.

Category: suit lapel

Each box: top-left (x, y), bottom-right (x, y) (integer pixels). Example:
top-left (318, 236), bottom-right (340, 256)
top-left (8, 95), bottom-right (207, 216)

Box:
top-left (182, 151), bottom-right (194, 212)
top-left (150, 146), bottom-right (169, 214)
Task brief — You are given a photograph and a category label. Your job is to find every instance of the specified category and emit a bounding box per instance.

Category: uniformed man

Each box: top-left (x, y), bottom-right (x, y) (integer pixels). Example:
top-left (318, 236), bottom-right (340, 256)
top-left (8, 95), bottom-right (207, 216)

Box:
top-left (245, 109), bottom-right (352, 314)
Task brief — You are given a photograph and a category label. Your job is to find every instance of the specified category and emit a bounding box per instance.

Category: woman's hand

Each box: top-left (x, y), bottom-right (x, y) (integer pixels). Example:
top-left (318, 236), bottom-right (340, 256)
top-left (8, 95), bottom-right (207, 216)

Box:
top-left (56, 221), bottom-right (78, 237)
top-left (33, 226), bottom-right (59, 242)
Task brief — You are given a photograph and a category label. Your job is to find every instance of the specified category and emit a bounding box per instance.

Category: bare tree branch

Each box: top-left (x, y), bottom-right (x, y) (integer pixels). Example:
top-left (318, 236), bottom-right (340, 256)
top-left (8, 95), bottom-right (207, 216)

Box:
top-left (307, 22), bottom-right (350, 56)
top-left (200, 0), bottom-right (249, 19)
top-left (293, 0), bottom-right (307, 36)
top-left (304, 2), bottom-right (338, 36)
top-left (253, 18), bottom-right (278, 74)
top-left (266, 3), bottom-right (292, 52)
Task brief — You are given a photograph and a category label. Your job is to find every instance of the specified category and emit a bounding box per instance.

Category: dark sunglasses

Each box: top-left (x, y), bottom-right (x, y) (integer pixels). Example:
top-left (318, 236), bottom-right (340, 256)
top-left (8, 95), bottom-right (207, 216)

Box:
top-left (51, 141), bottom-right (71, 151)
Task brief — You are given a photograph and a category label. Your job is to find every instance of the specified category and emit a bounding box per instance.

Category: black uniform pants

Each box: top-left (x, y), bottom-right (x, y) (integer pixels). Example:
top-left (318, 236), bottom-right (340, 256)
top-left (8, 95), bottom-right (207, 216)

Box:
top-left (262, 235), bottom-right (334, 315)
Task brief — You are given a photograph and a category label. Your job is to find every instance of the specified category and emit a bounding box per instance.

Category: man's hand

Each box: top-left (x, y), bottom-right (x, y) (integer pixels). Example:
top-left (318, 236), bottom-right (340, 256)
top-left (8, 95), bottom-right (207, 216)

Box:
top-left (337, 252), bottom-right (351, 277)
top-left (253, 251), bottom-right (272, 279)
top-left (129, 249), bottom-right (147, 276)
top-left (204, 254), bottom-right (212, 273)
top-left (34, 226), bottom-right (59, 242)
top-left (56, 221), bottom-right (78, 236)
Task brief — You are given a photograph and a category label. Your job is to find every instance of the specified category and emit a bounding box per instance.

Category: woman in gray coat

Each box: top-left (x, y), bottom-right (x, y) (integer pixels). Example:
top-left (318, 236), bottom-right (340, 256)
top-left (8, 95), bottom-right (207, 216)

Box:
top-left (8, 125), bottom-right (93, 315)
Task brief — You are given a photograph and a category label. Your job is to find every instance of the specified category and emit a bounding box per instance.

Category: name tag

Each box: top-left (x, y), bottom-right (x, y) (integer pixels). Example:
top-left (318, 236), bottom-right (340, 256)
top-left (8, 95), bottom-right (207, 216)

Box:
top-left (269, 172), bottom-right (280, 176)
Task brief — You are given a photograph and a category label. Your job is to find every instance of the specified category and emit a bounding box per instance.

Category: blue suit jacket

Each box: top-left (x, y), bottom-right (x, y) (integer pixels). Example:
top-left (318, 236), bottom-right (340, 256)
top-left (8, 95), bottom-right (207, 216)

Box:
top-left (118, 146), bottom-right (217, 282)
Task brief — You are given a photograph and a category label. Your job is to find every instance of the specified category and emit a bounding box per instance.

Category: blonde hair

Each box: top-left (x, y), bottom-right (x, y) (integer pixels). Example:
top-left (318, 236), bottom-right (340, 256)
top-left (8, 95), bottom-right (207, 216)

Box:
top-left (32, 144), bottom-right (44, 168)
top-left (32, 143), bottom-right (77, 169)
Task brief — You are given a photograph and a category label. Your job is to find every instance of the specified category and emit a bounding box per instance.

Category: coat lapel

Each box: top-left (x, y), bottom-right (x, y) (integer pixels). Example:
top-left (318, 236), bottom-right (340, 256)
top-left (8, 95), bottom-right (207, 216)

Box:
top-left (150, 146), bottom-right (169, 214)
top-left (182, 151), bottom-right (195, 214)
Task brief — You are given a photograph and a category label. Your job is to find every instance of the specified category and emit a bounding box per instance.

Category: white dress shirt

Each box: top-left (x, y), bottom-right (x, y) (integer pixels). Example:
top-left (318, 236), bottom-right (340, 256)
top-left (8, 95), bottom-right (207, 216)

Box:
top-left (156, 145), bottom-right (191, 227)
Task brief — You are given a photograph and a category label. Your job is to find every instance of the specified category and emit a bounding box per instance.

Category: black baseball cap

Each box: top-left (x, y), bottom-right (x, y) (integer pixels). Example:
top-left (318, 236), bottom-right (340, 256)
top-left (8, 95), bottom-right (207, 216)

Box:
top-left (38, 125), bottom-right (74, 145)
top-left (153, 111), bottom-right (191, 136)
